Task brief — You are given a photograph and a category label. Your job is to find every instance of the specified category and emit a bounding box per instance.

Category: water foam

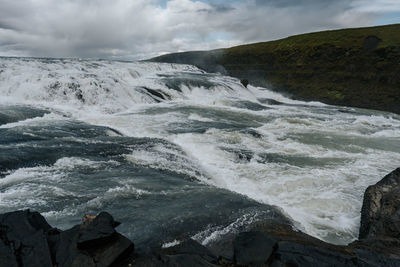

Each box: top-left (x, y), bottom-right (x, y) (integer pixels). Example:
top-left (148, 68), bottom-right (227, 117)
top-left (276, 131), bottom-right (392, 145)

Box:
top-left (1, 57), bottom-right (400, 245)
top-left (0, 58), bottom-right (249, 115)
top-left (192, 211), bottom-right (270, 246)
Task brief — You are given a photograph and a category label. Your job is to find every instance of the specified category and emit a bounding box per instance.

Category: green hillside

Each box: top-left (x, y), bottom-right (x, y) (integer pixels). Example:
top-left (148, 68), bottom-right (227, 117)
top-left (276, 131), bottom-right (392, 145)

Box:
top-left (150, 24), bottom-right (400, 114)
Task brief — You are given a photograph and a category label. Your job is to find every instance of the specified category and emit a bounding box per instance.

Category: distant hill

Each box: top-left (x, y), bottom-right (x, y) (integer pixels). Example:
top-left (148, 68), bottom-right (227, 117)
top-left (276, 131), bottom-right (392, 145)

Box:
top-left (150, 24), bottom-right (400, 114)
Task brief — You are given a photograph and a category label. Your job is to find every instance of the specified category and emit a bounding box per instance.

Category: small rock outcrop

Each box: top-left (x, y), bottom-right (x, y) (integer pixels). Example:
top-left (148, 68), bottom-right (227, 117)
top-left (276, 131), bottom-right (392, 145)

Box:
top-left (240, 79), bottom-right (249, 88)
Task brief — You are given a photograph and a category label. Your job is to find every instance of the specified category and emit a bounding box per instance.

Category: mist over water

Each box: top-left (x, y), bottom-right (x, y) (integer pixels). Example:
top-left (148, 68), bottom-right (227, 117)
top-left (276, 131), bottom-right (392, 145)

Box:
top-left (0, 57), bottom-right (399, 246)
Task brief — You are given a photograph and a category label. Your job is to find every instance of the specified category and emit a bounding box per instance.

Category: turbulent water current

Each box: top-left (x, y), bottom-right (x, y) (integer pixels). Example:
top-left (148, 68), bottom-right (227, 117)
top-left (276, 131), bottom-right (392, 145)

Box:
top-left (0, 57), bottom-right (399, 248)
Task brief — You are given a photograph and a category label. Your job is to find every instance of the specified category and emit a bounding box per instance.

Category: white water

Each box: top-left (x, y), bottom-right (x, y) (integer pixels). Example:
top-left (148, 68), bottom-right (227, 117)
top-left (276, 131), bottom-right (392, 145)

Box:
top-left (1, 57), bottom-right (400, 244)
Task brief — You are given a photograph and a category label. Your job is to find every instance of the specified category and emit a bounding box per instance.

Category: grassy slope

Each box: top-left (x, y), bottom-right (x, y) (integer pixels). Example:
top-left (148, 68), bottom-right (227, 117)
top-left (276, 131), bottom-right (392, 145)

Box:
top-left (150, 24), bottom-right (400, 114)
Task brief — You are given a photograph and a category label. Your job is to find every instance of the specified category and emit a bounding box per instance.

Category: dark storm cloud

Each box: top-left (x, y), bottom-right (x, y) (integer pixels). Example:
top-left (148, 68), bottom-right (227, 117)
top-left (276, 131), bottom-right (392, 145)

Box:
top-left (208, 3), bottom-right (235, 13)
top-left (0, 0), bottom-right (395, 60)
top-left (0, 22), bottom-right (16, 31)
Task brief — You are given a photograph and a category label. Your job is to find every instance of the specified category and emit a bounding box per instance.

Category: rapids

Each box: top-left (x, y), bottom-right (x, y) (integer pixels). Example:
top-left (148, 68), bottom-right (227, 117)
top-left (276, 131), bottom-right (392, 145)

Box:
top-left (0, 57), bottom-right (399, 247)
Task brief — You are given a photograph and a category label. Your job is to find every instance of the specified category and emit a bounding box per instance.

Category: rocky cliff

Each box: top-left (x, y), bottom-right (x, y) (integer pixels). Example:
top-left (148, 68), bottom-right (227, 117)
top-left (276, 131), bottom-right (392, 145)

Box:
top-left (150, 24), bottom-right (400, 114)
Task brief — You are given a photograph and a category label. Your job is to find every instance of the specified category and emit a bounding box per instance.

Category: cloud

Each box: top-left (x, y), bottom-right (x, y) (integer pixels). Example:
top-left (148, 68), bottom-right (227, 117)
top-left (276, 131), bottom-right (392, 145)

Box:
top-left (0, 0), bottom-right (391, 60)
top-left (350, 0), bottom-right (400, 13)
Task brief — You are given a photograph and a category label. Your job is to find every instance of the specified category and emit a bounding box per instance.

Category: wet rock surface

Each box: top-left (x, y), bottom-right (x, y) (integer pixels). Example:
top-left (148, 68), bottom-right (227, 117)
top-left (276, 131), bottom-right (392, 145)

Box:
top-left (0, 210), bottom-right (53, 267)
top-left (354, 167), bottom-right (400, 259)
top-left (233, 231), bottom-right (276, 266)
top-left (359, 168), bottom-right (400, 240)
top-left (0, 211), bottom-right (133, 267)
top-left (0, 168), bottom-right (400, 266)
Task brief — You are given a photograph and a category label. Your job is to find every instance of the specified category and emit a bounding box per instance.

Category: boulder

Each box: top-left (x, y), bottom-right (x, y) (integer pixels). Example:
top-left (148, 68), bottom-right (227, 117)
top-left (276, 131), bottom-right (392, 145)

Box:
top-left (0, 210), bottom-right (53, 267)
top-left (240, 79), bottom-right (249, 88)
top-left (77, 212), bottom-right (121, 249)
top-left (0, 210), bottom-right (133, 267)
top-left (231, 221), bottom-right (357, 267)
top-left (208, 234), bottom-right (235, 261)
top-left (228, 225), bottom-right (400, 267)
top-left (233, 231), bottom-right (276, 266)
top-left (271, 241), bottom-right (356, 267)
top-left (53, 212), bottom-right (133, 267)
top-left (354, 167), bottom-right (400, 258)
top-left (359, 168), bottom-right (400, 240)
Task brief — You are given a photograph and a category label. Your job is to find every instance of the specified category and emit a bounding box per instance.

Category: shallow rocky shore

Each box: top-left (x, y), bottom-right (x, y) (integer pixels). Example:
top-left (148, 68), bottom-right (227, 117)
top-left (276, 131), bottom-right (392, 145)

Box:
top-left (1, 168), bottom-right (399, 267)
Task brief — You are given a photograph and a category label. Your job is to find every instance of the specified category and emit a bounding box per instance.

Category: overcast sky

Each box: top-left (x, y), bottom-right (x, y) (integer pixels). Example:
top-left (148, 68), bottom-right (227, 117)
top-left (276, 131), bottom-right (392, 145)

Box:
top-left (0, 0), bottom-right (399, 60)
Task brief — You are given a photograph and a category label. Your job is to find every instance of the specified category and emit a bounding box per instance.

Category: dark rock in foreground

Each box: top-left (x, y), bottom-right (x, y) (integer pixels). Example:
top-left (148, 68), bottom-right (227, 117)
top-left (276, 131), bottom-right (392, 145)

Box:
top-left (0, 168), bottom-right (400, 266)
top-left (353, 167), bottom-right (400, 259)
top-left (233, 231), bottom-right (276, 266)
top-left (359, 168), bottom-right (400, 240)
top-left (0, 210), bottom-right (133, 267)
top-left (0, 210), bottom-right (53, 267)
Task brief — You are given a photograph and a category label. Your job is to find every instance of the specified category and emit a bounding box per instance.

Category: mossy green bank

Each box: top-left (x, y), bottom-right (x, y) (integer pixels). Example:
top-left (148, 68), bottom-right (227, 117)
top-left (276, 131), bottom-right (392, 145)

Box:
top-left (150, 24), bottom-right (400, 114)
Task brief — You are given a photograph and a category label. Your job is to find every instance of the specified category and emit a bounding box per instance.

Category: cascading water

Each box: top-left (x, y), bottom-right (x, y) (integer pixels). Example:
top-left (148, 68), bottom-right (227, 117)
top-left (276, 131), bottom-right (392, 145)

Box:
top-left (0, 57), bottom-right (399, 248)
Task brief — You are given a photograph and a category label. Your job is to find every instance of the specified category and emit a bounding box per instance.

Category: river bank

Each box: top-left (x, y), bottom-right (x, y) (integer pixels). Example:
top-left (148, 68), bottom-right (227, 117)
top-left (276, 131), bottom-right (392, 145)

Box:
top-left (151, 24), bottom-right (400, 114)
